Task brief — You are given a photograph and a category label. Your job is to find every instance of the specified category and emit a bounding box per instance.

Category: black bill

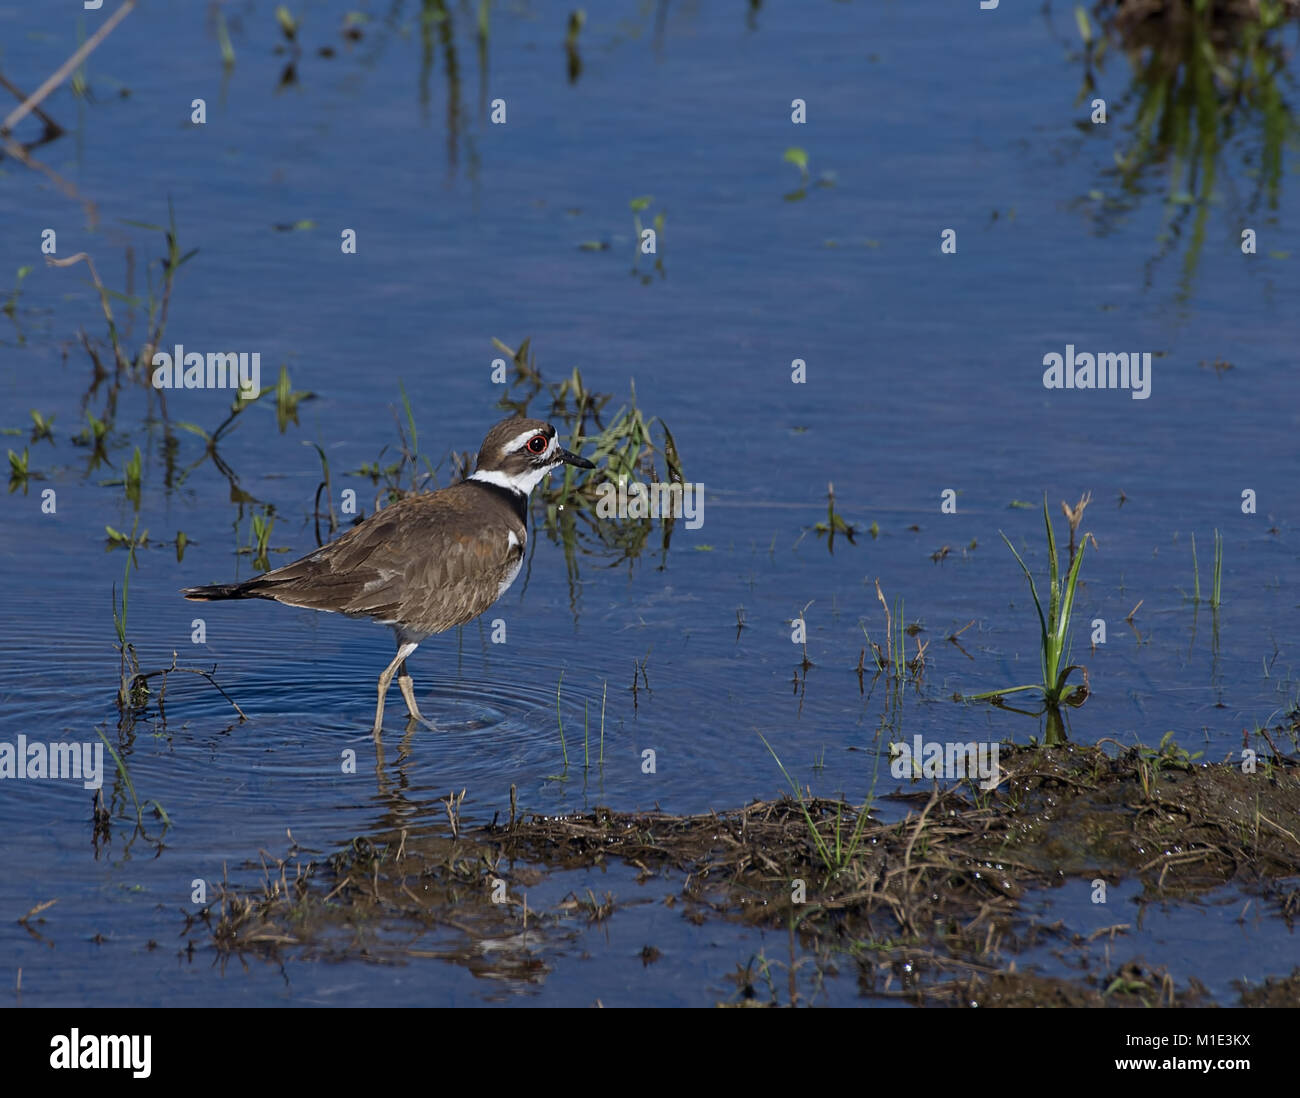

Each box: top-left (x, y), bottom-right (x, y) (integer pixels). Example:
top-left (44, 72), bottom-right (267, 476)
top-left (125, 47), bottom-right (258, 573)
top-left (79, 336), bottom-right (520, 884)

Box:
top-left (557, 447), bottom-right (595, 470)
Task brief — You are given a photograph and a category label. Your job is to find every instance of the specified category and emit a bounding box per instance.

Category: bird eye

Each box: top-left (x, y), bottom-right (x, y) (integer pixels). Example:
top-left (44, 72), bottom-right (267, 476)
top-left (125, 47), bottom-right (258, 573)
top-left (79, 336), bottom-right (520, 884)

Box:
top-left (526, 434), bottom-right (549, 455)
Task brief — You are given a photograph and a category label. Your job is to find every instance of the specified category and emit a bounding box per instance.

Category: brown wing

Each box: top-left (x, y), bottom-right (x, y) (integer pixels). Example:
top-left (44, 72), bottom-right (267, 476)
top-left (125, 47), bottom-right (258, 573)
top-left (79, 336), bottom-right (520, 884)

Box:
top-left (234, 483), bottom-right (523, 636)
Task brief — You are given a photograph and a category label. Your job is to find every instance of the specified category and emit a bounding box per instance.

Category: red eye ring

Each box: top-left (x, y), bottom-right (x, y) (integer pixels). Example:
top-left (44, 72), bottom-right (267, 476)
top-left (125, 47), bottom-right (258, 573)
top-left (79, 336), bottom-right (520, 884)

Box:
top-left (527, 434), bottom-right (549, 455)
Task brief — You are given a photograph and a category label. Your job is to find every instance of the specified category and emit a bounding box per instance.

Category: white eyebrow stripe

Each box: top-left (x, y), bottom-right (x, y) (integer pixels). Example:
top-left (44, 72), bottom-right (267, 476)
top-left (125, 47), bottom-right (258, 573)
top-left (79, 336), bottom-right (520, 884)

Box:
top-left (504, 427), bottom-right (554, 455)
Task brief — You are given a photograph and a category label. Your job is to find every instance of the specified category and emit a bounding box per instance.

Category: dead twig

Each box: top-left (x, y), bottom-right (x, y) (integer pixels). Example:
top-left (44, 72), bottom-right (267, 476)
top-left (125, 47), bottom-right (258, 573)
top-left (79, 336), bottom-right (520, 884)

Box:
top-left (0, 71), bottom-right (62, 135)
top-left (1, 0), bottom-right (136, 135)
top-left (129, 651), bottom-right (247, 722)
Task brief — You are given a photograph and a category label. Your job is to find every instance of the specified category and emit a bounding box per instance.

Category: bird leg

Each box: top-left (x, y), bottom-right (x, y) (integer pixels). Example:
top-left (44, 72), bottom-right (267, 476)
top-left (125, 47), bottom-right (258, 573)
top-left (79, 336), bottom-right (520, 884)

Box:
top-left (396, 658), bottom-right (427, 722)
top-left (374, 641), bottom-right (419, 739)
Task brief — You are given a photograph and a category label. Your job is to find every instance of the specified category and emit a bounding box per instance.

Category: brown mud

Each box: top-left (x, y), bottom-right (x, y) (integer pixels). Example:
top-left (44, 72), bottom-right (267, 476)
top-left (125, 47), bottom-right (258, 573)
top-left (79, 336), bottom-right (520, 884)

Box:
top-left (186, 723), bottom-right (1300, 1006)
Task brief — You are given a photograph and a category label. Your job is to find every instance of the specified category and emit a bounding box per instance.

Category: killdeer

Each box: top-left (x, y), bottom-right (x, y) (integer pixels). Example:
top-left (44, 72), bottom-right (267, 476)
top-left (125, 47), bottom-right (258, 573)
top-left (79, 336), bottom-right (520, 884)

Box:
top-left (182, 417), bottom-right (595, 738)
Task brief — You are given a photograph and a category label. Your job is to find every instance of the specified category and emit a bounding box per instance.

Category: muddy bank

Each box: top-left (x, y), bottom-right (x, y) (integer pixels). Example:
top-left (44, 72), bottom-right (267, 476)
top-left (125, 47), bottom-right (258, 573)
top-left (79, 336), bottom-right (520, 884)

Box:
top-left (187, 730), bottom-right (1300, 1005)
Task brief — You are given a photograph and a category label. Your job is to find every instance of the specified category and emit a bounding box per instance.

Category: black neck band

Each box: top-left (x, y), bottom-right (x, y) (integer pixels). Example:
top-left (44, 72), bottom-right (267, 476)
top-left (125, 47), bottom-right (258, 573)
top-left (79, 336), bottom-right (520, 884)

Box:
top-left (471, 478), bottom-right (529, 526)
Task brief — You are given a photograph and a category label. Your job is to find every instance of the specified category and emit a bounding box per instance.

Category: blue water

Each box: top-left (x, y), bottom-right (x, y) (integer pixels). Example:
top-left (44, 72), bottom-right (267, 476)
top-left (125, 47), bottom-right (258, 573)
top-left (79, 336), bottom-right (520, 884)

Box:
top-left (1, 0), bottom-right (1297, 1006)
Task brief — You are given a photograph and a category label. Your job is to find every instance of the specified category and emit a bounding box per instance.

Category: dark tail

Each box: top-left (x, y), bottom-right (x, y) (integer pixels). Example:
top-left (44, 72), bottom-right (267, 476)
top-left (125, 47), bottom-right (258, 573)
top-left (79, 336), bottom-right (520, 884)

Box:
top-left (181, 580), bottom-right (263, 601)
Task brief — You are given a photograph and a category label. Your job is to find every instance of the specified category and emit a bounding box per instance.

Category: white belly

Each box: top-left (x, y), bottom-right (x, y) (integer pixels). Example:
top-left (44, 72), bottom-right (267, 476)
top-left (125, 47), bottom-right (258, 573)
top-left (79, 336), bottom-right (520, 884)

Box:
top-left (496, 528), bottom-right (524, 599)
top-left (497, 554), bottom-right (523, 599)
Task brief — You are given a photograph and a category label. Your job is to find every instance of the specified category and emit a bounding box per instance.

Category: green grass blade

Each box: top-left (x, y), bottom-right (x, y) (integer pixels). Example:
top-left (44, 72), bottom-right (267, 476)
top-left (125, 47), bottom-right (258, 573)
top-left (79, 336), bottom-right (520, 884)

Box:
top-left (1042, 495), bottom-right (1061, 642)
top-left (555, 670), bottom-right (568, 767)
top-left (963, 683), bottom-right (1045, 701)
top-left (1191, 532), bottom-right (1200, 602)
top-left (758, 733), bottom-right (834, 871)
top-left (999, 530), bottom-right (1049, 683)
top-left (1053, 530), bottom-right (1088, 656)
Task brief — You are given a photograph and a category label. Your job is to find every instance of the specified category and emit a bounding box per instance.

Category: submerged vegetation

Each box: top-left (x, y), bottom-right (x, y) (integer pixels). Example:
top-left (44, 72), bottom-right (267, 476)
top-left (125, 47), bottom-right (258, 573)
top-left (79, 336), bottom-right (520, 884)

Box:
top-left (781, 145), bottom-right (837, 201)
top-left (1072, 0), bottom-right (1300, 295)
top-left (809, 482), bottom-right (859, 553)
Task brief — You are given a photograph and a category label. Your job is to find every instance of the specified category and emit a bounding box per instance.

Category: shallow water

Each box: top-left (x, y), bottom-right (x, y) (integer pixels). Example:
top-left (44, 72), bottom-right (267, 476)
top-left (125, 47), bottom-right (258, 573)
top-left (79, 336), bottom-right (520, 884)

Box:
top-left (1, 1), bottom-right (1297, 1005)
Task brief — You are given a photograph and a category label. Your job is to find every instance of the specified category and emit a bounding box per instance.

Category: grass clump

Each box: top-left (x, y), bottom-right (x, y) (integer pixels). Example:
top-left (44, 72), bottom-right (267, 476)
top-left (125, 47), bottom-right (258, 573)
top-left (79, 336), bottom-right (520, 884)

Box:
top-left (1189, 529), bottom-right (1224, 609)
top-left (758, 732), bottom-right (875, 874)
top-left (965, 494), bottom-right (1093, 722)
top-left (493, 336), bottom-right (684, 566)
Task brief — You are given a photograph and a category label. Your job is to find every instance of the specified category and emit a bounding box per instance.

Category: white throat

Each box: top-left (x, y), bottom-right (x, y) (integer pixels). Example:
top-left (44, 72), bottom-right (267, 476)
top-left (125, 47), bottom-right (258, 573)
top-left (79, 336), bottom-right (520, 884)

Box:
top-left (469, 466), bottom-right (553, 496)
